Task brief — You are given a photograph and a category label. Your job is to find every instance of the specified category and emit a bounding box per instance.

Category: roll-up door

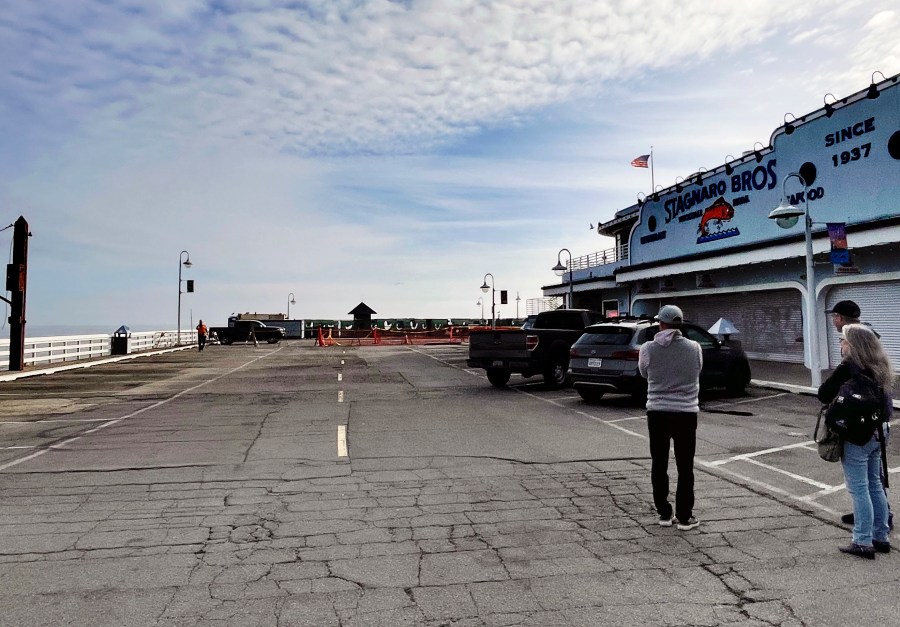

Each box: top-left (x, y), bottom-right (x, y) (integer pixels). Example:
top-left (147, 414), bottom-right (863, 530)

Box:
top-left (825, 281), bottom-right (900, 369)
top-left (669, 289), bottom-right (804, 362)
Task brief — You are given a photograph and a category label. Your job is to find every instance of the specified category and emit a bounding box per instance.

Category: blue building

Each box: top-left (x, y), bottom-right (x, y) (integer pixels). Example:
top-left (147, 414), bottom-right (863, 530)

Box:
top-left (544, 72), bottom-right (900, 382)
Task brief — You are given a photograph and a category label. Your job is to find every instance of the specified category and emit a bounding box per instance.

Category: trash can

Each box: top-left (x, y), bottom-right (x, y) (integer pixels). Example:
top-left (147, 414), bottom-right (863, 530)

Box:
top-left (111, 325), bottom-right (131, 355)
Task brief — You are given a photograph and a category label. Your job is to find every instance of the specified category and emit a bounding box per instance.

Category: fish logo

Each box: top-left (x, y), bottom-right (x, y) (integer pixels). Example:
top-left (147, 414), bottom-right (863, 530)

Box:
top-left (697, 197), bottom-right (740, 244)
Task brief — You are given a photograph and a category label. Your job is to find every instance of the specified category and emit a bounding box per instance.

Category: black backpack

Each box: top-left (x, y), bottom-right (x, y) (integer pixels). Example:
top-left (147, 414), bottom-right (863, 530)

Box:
top-left (824, 371), bottom-right (885, 446)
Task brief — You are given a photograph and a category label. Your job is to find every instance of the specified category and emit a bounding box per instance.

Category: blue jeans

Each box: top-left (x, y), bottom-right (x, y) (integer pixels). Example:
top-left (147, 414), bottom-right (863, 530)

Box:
top-left (841, 436), bottom-right (890, 546)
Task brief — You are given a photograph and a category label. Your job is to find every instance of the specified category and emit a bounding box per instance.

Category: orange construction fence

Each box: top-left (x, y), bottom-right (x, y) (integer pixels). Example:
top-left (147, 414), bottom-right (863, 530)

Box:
top-left (316, 326), bottom-right (468, 347)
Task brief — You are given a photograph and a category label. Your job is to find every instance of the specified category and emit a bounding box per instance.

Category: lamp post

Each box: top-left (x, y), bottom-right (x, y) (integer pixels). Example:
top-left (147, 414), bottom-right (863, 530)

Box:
top-left (515, 291), bottom-right (521, 318)
top-left (768, 172), bottom-right (821, 387)
top-left (476, 297), bottom-right (484, 322)
top-left (480, 273), bottom-right (495, 329)
top-left (287, 292), bottom-right (296, 319)
top-left (177, 250), bottom-right (192, 345)
top-left (552, 248), bottom-right (574, 309)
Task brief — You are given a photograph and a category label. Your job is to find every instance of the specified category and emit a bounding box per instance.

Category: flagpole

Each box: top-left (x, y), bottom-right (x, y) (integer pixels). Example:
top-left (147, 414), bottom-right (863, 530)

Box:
top-left (650, 146), bottom-right (655, 192)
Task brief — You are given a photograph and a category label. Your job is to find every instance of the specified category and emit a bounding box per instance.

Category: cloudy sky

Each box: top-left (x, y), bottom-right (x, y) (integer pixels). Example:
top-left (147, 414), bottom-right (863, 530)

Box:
top-left (2, 0), bottom-right (898, 331)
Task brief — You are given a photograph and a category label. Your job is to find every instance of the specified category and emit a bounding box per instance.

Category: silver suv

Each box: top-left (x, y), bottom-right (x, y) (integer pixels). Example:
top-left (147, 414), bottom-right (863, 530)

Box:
top-left (568, 318), bottom-right (751, 403)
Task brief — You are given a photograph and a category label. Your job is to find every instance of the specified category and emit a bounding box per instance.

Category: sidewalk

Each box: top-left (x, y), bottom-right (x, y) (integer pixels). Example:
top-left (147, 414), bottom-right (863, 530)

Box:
top-left (750, 359), bottom-right (900, 408)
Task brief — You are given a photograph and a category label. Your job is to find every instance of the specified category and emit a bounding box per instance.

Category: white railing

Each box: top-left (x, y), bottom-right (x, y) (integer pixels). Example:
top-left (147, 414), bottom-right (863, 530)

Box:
top-left (0, 330), bottom-right (197, 370)
top-left (570, 245), bottom-right (628, 271)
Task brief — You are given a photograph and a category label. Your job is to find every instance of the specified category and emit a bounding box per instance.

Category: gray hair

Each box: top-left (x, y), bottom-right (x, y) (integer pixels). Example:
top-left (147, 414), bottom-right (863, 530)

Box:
top-left (842, 323), bottom-right (895, 391)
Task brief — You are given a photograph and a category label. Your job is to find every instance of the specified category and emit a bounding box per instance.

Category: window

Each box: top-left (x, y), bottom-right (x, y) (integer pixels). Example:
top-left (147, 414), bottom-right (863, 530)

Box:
top-left (577, 327), bottom-right (633, 346)
top-left (682, 325), bottom-right (717, 349)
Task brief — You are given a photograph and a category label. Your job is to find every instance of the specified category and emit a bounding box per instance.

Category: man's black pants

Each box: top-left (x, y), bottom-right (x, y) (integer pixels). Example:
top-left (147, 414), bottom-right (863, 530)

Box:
top-left (198, 334), bottom-right (207, 351)
top-left (647, 411), bottom-right (697, 522)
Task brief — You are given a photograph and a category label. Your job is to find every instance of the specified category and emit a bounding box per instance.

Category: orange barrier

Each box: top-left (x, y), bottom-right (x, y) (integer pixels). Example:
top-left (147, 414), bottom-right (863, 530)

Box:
top-left (314, 326), bottom-right (467, 347)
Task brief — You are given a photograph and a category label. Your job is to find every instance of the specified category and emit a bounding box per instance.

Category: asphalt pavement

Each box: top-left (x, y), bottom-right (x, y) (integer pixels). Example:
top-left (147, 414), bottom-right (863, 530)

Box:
top-left (0, 343), bottom-right (896, 626)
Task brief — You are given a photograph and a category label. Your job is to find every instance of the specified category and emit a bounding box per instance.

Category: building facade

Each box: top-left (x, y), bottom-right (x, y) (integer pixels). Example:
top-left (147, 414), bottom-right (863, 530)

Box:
top-left (543, 72), bottom-right (900, 379)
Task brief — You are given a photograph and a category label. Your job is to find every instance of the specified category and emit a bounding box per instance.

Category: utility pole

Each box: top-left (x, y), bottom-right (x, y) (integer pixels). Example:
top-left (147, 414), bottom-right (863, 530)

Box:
top-left (4, 216), bottom-right (30, 371)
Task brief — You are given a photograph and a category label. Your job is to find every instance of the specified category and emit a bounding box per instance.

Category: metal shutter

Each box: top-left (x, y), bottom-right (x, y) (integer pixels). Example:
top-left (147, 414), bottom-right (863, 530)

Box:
top-left (825, 282), bottom-right (900, 369)
top-left (670, 289), bottom-right (804, 362)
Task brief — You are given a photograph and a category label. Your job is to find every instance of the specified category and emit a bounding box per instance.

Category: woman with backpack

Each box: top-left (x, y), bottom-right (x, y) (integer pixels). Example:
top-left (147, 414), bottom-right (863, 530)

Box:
top-left (818, 323), bottom-right (893, 559)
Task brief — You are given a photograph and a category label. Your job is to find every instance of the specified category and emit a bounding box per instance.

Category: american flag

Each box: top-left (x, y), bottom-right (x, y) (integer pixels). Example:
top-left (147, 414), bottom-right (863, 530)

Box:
top-left (631, 154), bottom-right (650, 168)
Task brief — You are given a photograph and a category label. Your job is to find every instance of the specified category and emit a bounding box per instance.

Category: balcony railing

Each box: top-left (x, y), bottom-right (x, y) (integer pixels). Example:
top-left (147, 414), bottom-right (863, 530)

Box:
top-left (570, 245), bottom-right (628, 271)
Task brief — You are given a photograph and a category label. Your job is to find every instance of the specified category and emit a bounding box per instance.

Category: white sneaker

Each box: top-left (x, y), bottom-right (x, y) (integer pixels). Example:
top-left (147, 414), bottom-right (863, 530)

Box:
top-left (658, 515), bottom-right (675, 527)
top-left (676, 517), bottom-right (700, 530)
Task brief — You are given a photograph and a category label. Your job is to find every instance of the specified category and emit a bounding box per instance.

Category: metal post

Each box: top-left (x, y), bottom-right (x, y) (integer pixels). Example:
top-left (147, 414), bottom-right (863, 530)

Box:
top-left (481, 273), bottom-right (495, 330)
top-left (177, 250), bottom-right (191, 345)
top-left (803, 210), bottom-right (821, 387)
top-left (6, 216), bottom-right (30, 371)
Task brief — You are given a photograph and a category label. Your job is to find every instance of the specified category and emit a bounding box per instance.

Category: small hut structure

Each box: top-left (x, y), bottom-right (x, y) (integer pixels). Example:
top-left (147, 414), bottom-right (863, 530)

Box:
top-left (349, 302), bottom-right (377, 330)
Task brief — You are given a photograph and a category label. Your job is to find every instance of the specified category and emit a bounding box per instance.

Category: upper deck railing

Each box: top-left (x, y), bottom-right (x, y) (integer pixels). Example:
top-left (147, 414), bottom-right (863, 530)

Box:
top-left (570, 244), bottom-right (629, 271)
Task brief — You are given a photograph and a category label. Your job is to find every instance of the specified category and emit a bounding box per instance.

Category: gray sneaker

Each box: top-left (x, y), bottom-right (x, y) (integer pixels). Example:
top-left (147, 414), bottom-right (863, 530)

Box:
top-left (658, 515), bottom-right (675, 527)
top-left (676, 517), bottom-right (700, 530)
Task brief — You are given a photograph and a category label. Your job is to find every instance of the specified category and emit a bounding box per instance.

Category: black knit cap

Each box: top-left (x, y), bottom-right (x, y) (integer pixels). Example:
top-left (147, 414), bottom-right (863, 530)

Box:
top-left (825, 300), bottom-right (861, 318)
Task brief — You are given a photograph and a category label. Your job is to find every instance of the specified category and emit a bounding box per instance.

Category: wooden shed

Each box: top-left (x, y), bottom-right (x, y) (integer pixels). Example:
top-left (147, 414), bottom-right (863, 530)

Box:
top-left (348, 302), bottom-right (377, 330)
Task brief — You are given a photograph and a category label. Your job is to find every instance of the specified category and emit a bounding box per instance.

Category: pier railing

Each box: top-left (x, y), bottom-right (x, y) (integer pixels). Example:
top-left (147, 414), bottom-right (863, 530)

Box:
top-left (0, 330), bottom-right (197, 370)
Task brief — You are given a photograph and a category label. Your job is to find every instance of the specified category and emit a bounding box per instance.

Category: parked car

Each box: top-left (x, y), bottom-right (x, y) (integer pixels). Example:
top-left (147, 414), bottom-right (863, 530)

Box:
top-left (467, 309), bottom-right (605, 389)
top-left (568, 317), bottom-right (752, 402)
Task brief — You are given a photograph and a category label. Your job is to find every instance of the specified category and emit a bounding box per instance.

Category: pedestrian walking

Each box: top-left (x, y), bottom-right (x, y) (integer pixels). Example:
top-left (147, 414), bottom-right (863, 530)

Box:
top-left (196, 320), bottom-right (208, 352)
top-left (825, 299), bottom-right (892, 529)
top-left (638, 304), bottom-right (703, 530)
top-left (817, 323), bottom-right (893, 558)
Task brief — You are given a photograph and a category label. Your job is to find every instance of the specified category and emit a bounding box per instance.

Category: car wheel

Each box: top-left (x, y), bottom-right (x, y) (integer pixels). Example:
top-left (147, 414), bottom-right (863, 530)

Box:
top-left (486, 368), bottom-right (511, 387)
top-left (577, 388), bottom-right (605, 404)
top-left (221, 337), bottom-right (233, 345)
top-left (725, 362), bottom-right (751, 394)
top-left (543, 356), bottom-right (569, 390)
top-left (267, 338), bottom-right (279, 344)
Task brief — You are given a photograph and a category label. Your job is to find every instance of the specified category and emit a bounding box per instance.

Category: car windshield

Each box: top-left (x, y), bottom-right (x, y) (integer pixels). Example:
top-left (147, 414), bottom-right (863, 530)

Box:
top-left (577, 327), bottom-right (634, 345)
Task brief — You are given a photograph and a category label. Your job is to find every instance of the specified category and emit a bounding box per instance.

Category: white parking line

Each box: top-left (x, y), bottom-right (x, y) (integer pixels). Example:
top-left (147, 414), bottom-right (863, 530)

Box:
top-left (338, 390), bottom-right (344, 403)
top-left (0, 349), bottom-right (280, 472)
top-left (0, 418), bottom-right (112, 425)
top-left (703, 392), bottom-right (787, 409)
top-left (743, 457), bottom-right (833, 489)
top-left (338, 373), bottom-right (343, 382)
top-left (707, 441), bottom-right (815, 466)
top-left (337, 425), bottom-right (348, 457)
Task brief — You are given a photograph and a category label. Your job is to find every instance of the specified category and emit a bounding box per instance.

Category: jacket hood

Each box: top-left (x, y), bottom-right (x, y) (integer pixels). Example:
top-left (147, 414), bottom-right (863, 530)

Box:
top-left (653, 328), bottom-right (681, 347)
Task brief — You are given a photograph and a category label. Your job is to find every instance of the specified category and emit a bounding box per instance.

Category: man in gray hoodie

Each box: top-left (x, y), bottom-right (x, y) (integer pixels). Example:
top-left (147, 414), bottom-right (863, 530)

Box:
top-left (638, 304), bottom-right (703, 530)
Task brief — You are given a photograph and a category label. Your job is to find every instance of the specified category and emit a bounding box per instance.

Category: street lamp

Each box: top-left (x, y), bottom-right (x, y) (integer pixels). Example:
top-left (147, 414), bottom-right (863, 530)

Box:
top-left (480, 273), bottom-right (495, 329)
top-left (177, 250), bottom-right (192, 345)
top-left (516, 291), bottom-right (521, 318)
top-left (552, 248), bottom-right (574, 309)
top-left (476, 297), bottom-right (484, 322)
top-left (287, 292), bottom-right (296, 319)
top-left (768, 172), bottom-right (821, 387)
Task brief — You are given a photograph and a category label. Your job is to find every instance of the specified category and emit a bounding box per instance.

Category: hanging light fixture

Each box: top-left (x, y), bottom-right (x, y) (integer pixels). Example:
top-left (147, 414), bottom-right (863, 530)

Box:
top-left (867, 71), bottom-right (886, 99)
top-left (783, 112), bottom-right (796, 135)
top-left (724, 155), bottom-right (735, 176)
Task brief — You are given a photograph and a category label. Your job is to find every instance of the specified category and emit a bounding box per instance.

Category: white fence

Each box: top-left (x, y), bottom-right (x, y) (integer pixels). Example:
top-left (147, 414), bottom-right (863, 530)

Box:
top-left (0, 330), bottom-right (197, 370)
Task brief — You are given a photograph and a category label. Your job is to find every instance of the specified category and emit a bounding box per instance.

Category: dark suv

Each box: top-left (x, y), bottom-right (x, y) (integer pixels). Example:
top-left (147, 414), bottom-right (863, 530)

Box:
top-left (568, 317), bottom-right (751, 403)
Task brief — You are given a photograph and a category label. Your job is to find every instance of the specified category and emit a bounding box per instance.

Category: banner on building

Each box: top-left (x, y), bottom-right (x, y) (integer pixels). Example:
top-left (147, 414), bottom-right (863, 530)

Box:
top-left (827, 222), bottom-right (858, 273)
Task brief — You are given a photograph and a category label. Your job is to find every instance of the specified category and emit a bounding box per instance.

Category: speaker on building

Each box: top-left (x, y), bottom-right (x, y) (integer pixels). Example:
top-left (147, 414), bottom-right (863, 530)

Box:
top-left (500, 290), bottom-right (508, 305)
top-left (186, 280), bottom-right (194, 293)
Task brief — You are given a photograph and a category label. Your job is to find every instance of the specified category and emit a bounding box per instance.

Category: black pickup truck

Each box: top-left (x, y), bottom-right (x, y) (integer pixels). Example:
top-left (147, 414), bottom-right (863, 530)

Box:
top-left (210, 318), bottom-right (286, 345)
top-left (467, 309), bottom-right (604, 389)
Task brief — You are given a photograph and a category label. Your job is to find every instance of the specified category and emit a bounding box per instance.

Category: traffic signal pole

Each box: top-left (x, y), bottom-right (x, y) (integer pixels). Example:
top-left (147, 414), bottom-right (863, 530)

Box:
top-left (4, 216), bottom-right (30, 371)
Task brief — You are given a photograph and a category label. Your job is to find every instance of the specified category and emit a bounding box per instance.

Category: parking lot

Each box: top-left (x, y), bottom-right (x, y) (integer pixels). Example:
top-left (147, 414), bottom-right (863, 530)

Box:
top-left (0, 342), bottom-right (897, 626)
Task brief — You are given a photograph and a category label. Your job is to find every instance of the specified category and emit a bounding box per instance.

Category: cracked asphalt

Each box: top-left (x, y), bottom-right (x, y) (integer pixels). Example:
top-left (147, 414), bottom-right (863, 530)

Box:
top-left (0, 341), bottom-right (896, 626)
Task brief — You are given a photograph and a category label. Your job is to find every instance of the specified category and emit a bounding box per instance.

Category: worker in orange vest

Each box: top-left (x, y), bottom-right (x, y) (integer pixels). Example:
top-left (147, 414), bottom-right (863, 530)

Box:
top-left (196, 320), bottom-right (208, 352)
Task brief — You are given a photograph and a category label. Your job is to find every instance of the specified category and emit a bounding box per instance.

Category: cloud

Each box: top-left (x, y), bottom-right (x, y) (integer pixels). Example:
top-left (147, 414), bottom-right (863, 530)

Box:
top-left (1, 0), bottom-right (853, 157)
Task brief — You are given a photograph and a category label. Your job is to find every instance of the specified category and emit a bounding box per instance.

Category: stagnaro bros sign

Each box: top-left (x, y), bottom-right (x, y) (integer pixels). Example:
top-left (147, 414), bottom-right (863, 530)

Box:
top-left (629, 75), bottom-right (900, 266)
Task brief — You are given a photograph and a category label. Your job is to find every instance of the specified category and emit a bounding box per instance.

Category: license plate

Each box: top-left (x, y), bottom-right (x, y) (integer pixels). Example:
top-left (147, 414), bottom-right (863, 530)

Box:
top-left (492, 360), bottom-right (504, 367)
top-left (588, 358), bottom-right (603, 368)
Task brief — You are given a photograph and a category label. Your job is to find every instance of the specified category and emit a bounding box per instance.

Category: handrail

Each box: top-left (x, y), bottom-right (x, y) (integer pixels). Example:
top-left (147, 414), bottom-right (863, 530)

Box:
top-left (568, 245), bottom-right (629, 271)
top-left (0, 330), bottom-right (198, 370)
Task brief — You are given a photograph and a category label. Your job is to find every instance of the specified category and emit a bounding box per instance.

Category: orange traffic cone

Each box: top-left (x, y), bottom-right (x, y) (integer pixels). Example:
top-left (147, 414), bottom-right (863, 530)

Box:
top-left (316, 327), bottom-right (325, 347)
top-left (373, 328), bottom-right (380, 345)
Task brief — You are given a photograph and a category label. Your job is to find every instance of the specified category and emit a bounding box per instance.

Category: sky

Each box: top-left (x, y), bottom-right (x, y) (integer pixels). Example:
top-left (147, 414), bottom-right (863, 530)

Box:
top-left (2, 0), bottom-right (899, 332)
